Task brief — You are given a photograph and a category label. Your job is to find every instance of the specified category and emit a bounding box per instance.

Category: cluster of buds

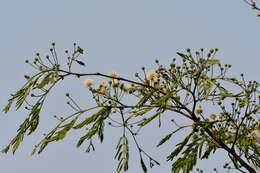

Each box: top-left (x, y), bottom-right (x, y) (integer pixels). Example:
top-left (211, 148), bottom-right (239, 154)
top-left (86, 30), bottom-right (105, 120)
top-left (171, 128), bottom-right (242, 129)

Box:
top-left (145, 69), bottom-right (160, 87)
top-left (83, 78), bottom-right (106, 95)
top-left (84, 70), bottom-right (134, 95)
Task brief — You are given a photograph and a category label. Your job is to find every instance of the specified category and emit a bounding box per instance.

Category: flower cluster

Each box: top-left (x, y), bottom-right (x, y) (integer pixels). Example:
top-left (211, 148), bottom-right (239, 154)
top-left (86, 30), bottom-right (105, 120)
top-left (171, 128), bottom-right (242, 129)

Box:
top-left (249, 129), bottom-right (260, 144)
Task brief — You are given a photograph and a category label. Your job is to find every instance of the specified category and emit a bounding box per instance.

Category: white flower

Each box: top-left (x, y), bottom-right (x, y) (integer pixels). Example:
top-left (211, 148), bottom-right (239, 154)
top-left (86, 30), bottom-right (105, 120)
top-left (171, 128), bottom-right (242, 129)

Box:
top-left (250, 129), bottom-right (260, 144)
top-left (84, 79), bottom-right (94, 88)
top-left (110, 79), bottom-right (119, 87)
top-left (98, 86), bottom-right (106, 95)
top-left (98, 81), bottom-right (106, 88)
top-left (146, 69), bottom-right (158, 81)
top-left (195, 105), bottom-right (203, 115)
top-left (122, 84), bottom-right (131, 92)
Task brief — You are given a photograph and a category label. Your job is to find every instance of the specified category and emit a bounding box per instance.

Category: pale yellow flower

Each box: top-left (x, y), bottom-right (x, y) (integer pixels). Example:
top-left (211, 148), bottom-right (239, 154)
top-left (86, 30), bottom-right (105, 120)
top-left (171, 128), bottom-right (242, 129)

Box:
top-left (250, 129), bottom-right (260, 144)
top-left (210, 113), bottom-right (217, 120)
top-left (146, 69), bottom-right (158, 81)
top-left (98, 86), bottom-right (106, 95)
top-left (110, 79), bottom-right (119, 87)
top-left (84, 79), bottom-right (94, 88)
top-left (195, 105), bottom-right (203, 115)
top-left (96, 81), bottom-right (106, 94)
top-left (98, 81), bottom-right (106, 88)
top-left (122, 84), bottom-right (131, 92)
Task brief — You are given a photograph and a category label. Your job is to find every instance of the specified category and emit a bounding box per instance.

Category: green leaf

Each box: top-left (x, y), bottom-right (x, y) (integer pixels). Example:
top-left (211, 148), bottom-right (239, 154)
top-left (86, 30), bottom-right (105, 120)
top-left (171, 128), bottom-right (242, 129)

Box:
top-left (201, 145), bottom-right (216, 159)
top-left (97, 121), bottom-right (105, 142)
top-left (53, 117), bottom-right (78, 141)
top-left (167, 132), bottom-right (193, 161)
top-left (76, 133), bottom-right (89, 147)
top-left (205, 59), bottom-right (220, 65)
top-left (115, 136), bottom-right (129, 173)
top-left (11, 134), bottom-right (23, 154)
top-left (74, 107), bottom-right (110, 129)
top-left (138, 111), bottom-right (161, 126)
top-left (219, 88), bottom-right (233, 97)
top-left (136, 93), bottom-right (152, 107)
top-left (77, 46), bottom-right (84, 54)
top-left (171, 147), bottom-right (198, 173)
top-left (76, 108), bottom-right (111, 146)
top-left (15, 82), bottom-right (33, 110)
top-left (203, 79), bottom-right (212, 99)
top-left (28, 106), bottom-right (41, 135)
top-left (133, 107), bottom-right (153, 116)
top-left (1, 145), bottom-right (10, 154)
top-left (176, 52), bottom-right (190, 61)
top-left (37, 139), bottom-right (50, 154)
top-left (157, 133), bottom-right (172, 147)
top-left (2, 99), bottom-right (13, 113)
top-left (37, 72), bottom-right (53, 89)
top-left (157, 126), bottom-right (186, 147)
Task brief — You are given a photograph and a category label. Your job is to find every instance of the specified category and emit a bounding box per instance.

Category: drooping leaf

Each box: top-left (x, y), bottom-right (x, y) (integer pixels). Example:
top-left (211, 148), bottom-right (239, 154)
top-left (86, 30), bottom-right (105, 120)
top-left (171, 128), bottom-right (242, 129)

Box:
top-left (167, 132), bottom-right (193, 161)
top-left (74, 107), bottom-right (110, 129)
top-left (37, 72), bottom-right (54, 89)
top-left (53, 117), bottom-right (78, 141)
top-left (2, 99), bottom-right (13, 113)
top-left (157, 126), bottom-right (186, 147)
top-left (138, 111), bottom-right (161, 126)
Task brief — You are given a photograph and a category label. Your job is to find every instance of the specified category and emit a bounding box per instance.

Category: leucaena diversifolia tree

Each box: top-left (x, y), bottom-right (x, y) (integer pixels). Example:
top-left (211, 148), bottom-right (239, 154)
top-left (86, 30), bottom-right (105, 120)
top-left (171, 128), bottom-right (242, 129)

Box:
top-left (2, 43), bottom-right (259, 173)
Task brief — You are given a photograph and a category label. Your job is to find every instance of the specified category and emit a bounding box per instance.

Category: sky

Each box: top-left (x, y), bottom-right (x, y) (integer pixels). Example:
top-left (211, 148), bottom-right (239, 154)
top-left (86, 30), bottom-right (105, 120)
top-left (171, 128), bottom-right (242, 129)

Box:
top-left (0, 0), bottom-right (260, 173)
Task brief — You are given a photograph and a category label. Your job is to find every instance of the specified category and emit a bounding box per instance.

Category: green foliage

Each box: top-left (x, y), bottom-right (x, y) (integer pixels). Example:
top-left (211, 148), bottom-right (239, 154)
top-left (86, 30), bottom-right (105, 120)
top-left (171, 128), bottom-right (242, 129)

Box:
top-left (115, 136), bottom-right (129, 173)
top-left (2, 44), bottom-right (260, 173)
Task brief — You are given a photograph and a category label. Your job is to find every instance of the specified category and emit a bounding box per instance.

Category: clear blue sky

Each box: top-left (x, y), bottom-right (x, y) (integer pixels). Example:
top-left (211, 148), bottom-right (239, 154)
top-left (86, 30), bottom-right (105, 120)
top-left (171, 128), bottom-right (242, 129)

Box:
top-left (0, 0), bottom-right (259, 172)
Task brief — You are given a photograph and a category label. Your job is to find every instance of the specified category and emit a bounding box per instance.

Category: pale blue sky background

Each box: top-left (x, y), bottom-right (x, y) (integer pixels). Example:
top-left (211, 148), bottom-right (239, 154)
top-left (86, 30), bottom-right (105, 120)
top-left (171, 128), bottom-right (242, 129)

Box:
top-left (0, 0), bottom-right (259, 173)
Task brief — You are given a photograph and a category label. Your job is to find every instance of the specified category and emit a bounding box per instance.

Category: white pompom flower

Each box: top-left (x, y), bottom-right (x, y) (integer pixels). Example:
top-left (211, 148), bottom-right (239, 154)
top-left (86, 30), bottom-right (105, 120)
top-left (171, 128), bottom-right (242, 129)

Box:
top-left (84, 79), bottom-right (94, 88)
top-left (250, 129), bottom-right (260, 144)
top-left (146, 69), bottom-right (158, 81)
